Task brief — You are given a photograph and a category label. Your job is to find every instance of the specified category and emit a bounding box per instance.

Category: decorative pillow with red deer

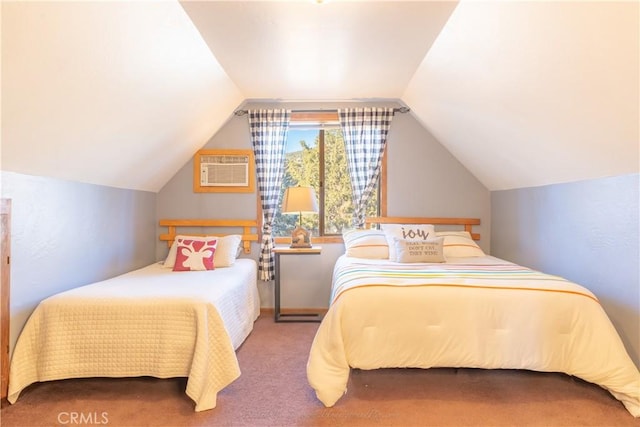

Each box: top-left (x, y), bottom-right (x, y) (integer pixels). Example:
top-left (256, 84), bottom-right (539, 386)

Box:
top-left (172, 238), bottom-right (218, 271)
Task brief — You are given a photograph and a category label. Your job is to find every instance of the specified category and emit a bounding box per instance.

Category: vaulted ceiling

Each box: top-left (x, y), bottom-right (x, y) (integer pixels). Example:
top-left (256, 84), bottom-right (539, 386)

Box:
top-left (2, 1), bottom-right (638, 192)
top-left (181, 1), bottom-right (456, 100)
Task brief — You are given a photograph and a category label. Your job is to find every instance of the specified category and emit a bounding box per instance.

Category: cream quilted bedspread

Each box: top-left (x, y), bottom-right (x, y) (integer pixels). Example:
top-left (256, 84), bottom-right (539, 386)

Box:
top-left (8, 260), bottom-right (260, 412)
top-left (307, 256), bottom-right (640, 417)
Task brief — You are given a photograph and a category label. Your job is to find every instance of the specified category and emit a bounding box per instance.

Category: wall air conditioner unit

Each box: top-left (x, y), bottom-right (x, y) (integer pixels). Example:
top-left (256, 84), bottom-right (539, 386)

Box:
top-left (194, 149), bottom-right (255, 193)
top-left (200, 154), bottom-right (249, 187)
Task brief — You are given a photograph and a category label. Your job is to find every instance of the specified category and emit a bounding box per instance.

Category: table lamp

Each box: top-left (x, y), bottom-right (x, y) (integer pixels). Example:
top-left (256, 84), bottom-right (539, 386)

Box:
top-left (281, 186), bottom-right (319, 248)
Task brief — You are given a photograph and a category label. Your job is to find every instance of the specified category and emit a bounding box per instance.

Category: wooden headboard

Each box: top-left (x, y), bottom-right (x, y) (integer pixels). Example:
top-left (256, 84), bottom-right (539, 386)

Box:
top-left (364, 217), bottom-right (481, 241)
top-left (159, 219), bottom-right (259, 254)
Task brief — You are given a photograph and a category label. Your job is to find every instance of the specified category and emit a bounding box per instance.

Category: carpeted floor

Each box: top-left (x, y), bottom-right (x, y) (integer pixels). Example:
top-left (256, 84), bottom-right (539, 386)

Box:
top-left (1, 315), bottom-right (638, 427)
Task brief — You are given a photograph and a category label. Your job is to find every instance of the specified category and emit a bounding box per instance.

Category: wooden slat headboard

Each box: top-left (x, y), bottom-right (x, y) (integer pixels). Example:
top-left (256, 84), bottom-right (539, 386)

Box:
top-left (364, 217), bottom-right (481, 241)
top-left (159, 219), bottom-right (259, 254)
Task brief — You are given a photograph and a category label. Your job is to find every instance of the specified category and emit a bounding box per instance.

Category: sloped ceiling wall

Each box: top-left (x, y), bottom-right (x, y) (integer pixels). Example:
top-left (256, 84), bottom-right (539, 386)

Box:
top-left (404, 1), bottom-right (639, 190)
top-left (1, 1), bottom-right (243, 192)
top-left (2, 1), bottom-right (638, 193)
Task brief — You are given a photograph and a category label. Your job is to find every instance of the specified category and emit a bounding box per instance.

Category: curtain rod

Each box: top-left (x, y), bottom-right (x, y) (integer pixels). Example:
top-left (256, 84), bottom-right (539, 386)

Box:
top-left (233, 107), bottom-right (410, 117)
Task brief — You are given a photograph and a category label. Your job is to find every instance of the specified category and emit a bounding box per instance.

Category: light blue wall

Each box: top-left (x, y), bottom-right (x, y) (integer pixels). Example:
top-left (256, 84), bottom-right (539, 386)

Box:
top-left (491, 174), bottom-right (640, 367)
top-left (157, 101), bottom-right (491, 309)
top-left (2, 171), bottom-right (157, 353)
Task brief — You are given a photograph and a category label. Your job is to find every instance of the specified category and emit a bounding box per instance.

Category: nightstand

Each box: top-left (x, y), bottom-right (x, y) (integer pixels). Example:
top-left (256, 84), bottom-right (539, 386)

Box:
top-left (273, 246), bottom-right (322, 322)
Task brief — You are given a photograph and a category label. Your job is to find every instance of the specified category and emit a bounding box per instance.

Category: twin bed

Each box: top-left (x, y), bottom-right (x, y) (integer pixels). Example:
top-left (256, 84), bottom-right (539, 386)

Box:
top-left (8, 219), bottom-right (260, 412)
top-left (307, 217), bottom-right (640, 418)
top-left (8, 216), bottom-right (640, 417)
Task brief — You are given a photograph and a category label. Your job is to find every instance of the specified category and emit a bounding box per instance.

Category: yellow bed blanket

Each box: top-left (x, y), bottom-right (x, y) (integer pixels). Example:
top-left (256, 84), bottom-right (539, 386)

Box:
top-left (8, 260), bottom-right (260, 412)
top-left (307, 256), bottom-right (640, 417)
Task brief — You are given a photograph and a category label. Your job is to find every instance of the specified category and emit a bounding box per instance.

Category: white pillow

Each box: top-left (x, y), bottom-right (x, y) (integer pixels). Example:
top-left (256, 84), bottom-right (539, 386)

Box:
top-left (382, 224), bottom-right (436, 261)
top-left (394, 237), bottom-right (445, 263)
top-left (164, 234), bottom-right (242, 268)
top-left (343, 229), bottom-right (389, 259)
top-left (439, 233), bottom-right (485, 258)
top-left (435, 231), bottom-right (473, 239)
top-left (213, 235), bottom-right (242, 267)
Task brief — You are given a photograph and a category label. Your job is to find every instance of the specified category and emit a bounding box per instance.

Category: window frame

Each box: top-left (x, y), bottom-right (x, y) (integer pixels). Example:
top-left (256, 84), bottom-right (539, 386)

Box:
top-left (256, 111), bottom-right (388, 244)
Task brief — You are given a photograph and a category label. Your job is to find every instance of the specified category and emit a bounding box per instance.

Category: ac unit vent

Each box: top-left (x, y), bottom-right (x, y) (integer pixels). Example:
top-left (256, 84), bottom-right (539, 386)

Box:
top-left (200, 155), bottom-right (249, 187)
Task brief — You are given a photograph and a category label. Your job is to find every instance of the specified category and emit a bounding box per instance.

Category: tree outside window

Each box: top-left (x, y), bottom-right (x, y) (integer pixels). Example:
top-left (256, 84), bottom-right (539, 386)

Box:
top-left (272, 127), bottom-right (379, 238)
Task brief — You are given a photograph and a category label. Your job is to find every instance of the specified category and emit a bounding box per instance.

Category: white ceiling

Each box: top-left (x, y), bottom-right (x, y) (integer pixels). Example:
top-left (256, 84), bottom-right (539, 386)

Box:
top-left (2, 1), bottom-right (638, 192)
top-left (1, 1), bottom-right (243, 192)
top-left (404, 0), bottom-right (639, 190)
top-left (181, 1), bottom-right (456, 100)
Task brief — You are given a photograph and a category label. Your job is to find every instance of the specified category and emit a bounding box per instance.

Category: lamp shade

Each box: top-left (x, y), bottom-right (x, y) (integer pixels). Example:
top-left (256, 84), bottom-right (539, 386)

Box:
top-left (281, 186), bottom-right (319, 214)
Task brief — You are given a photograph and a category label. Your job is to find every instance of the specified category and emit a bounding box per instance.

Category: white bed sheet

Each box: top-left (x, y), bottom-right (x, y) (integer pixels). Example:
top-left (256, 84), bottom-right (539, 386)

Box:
top-left (307, 255), bottom-right (640, 417)
top-left (8, 259), bottom-right (260, 411)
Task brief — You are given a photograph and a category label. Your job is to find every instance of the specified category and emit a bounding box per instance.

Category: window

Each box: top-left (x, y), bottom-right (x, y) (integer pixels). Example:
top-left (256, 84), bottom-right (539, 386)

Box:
top-left (269, 113), bottom-right (386, 243)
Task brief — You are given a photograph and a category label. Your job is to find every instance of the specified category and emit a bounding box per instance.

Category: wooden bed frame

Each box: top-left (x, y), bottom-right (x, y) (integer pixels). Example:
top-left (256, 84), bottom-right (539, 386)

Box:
top-left (159, 219), bottom-right (259, 254)
top-left (364, 217), bottom-right (481, 241)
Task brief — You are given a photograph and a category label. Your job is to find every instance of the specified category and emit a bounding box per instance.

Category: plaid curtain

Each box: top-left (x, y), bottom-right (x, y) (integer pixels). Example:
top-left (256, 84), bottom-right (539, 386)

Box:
top-left (338, 107), bottom-right (394, 228)
top-left (249, 109), bottom-right (291, 281)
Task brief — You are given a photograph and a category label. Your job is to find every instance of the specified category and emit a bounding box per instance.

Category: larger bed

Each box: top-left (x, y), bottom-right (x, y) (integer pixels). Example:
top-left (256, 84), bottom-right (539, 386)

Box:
top-left (8, 219), bottom-right (260, 412)
top-left (307, 217), bottom-right (640, 417)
